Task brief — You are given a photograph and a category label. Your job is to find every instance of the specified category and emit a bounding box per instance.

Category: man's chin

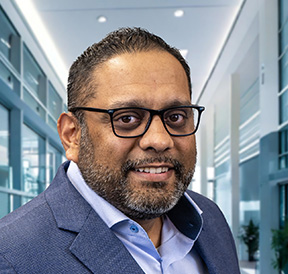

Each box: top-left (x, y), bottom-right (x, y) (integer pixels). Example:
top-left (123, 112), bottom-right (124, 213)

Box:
top-left (117, 187), bottom-right (184, 220)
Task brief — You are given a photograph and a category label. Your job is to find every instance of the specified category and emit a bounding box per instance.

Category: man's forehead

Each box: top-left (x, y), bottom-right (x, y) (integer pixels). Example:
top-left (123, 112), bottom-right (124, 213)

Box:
top-left (92, 51), bottom-right (189, 87)
top-left (86, 50), bottom-right (191, 108)
top-left (102, 50), bottom-right (183, 70)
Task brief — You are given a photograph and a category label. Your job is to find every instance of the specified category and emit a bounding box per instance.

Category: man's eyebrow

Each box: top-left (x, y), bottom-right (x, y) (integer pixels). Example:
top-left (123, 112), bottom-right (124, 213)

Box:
top-left (163, 99), bottom-right (192, 108)
top-left (108, 100), bottom-right (143, 109)
top-left (108, 99), bottom-right (192, 109)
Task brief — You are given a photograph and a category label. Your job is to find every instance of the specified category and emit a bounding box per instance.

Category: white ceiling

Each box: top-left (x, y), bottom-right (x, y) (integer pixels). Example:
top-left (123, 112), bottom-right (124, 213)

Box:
top-left (14, 0), bottom-right (243, 102)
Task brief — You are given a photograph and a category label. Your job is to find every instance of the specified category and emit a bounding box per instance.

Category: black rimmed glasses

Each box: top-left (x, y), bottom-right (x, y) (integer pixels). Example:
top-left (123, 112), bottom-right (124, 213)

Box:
top-left (69, 105), bottom-right (205, 138)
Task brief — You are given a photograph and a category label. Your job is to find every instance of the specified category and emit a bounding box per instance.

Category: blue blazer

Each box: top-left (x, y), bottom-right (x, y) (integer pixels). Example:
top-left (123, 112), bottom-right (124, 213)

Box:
top-left (0, 162), bottom-right (240, 273)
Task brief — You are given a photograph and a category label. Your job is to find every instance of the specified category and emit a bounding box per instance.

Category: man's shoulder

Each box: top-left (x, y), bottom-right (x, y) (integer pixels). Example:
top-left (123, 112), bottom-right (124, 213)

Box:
top-left (0, 188), bottom-right (53, 239)
top-left (0, 162), bottom-right (69, 237)
top-left (0, 162), bottom-right (81, 271)
top-left (0, 190), bottom-right (58, 268)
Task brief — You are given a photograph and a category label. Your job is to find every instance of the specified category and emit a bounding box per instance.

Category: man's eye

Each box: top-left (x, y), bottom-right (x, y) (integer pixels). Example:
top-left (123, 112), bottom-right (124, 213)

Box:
top-left (168, 114), bottom-right (184, 122)
top-left (113, 112), bottom-right (142, 126)
top-left (119, 115), bottom-right (138, 123)
top-left (166, 112), bottom-right (186, 123)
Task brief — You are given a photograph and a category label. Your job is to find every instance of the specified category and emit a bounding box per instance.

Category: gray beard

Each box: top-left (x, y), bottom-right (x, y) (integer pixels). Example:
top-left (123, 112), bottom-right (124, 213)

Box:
top-left (77, 124), bottom-right (195, 220)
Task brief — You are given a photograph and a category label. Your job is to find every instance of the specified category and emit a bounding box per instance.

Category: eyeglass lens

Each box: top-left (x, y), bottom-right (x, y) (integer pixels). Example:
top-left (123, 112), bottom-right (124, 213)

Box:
top-left (111, 107), bottom-right (199, 137)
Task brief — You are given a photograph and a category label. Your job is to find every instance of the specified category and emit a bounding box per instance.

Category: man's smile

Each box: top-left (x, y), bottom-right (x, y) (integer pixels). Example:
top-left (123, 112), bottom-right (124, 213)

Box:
top-left (130, 164), bottom-right (174, 181)
top-left (135, 165), bottom-right (172, 174)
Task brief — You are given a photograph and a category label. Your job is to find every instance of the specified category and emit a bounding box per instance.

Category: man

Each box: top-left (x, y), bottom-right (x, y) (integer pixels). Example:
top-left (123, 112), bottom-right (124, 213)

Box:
top-left (0, 28), bottom-right (240, 273)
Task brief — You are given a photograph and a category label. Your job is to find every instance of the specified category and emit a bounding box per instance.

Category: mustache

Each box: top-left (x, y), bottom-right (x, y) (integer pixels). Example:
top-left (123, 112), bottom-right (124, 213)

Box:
top-left (122, 156), bottom-right (184, 176)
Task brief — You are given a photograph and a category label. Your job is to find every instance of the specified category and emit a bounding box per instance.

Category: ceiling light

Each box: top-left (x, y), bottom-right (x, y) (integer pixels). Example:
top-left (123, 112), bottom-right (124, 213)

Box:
top-left (97, 16), bottom-right (107, 23)
top-left (174, 10), bottom-right (184, 18)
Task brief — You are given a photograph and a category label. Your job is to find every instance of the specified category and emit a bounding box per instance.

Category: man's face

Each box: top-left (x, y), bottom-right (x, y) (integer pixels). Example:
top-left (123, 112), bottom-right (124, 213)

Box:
top-left (77, 50), bottom-right (197, 220)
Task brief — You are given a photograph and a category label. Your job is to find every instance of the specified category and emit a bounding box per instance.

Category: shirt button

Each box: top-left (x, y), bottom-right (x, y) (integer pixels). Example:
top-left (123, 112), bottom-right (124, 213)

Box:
top-left (130, 225), bottom-right (139, 233)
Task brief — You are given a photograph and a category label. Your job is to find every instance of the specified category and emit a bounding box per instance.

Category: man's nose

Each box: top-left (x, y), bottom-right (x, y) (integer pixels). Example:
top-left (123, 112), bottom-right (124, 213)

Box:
top-left (139, 116), bottom-right (174, 152)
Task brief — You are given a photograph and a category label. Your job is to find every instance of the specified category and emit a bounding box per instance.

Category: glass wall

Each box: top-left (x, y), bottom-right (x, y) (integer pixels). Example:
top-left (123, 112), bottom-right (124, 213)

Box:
top-left (279, 183), bottom-right (288, 228)
top-left (0, 104), bottom-right (10, 218)
top-left (22, 125), bottom-right (46, 195)
top-left (280, 128), bottom-right (288, 169)
top-left (0, 60), bottom-right (20, 96)
top-left (214, 100), bottom-right (232, 224)
top-left (0, 8), bottom-right (65, 131)
top-left (48, 82), bottom-right (62, 131)
top-left (0, 5), bottom-right (65, 217)
top-left (239, 78), bottom-right (260, 163)
top-left (23, 45), bottom-right (46, 102)
top-left (0, 7), bottom-right (20, 97)
top-left (276, 1), bottom-right (288, 271)
top-left (47, 144), bottom-right (62, 184)
top-left (0, 6), bottom-right (20, 72)
top-left (23, 45), bottom-right (47, 121)
top-left (0, 104), bottom-right (9, 180)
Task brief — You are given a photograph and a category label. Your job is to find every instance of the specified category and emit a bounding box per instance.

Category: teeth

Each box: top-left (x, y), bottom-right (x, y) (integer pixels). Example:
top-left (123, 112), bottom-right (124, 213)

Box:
top-left (145, 167), bottom-right (152, 173)
top-left (136, 167), bottom-right (169, 174)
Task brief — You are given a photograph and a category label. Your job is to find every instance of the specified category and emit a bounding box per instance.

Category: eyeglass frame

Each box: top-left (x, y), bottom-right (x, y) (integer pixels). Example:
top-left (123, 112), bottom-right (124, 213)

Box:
top-left (69, 105), bottom-right (205, 138)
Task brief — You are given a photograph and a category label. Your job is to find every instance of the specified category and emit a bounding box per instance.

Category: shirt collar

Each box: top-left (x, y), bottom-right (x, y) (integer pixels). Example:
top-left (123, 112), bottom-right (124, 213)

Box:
top-left (67, 161), bottom-right (203, 239)
top-left (167, 194), bottom-right (203, 240)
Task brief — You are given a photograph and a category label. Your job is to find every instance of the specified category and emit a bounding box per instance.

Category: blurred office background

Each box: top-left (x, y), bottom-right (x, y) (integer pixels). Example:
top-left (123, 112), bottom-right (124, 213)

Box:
top-left (0, 0), bottom-right (287, 273)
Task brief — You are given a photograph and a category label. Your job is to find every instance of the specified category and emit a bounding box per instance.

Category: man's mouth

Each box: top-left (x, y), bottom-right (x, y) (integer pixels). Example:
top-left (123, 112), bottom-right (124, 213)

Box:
top-left (135, 167), bottom-right (170, 174)
top-left (123, 156), bottom-right (179, 179)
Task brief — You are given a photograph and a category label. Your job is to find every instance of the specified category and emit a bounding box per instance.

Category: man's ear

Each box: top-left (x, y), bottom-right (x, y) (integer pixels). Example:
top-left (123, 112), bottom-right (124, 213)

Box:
top-left (57, 112), bottom-right (81, 163)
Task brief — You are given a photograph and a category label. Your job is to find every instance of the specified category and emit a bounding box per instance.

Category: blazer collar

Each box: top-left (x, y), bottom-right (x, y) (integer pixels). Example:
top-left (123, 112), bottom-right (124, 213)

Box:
top-left (45, 162), bottom-right (144, 274)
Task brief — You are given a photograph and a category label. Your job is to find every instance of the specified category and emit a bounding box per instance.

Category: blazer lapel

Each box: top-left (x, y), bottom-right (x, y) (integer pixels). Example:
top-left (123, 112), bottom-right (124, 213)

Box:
top-left (70, 209), bottom-right (144, 274)
top-left (46, 162), bottom-right (144, 274)
top-left (194, 227), bottom-right (222, 274)
top-left (180, 191), bottom-right (240, 274)
top-left (193, 211), bottom-right (240, 274)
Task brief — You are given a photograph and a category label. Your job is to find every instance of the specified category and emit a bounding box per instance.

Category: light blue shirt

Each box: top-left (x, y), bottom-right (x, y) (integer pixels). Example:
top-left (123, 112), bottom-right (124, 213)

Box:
top-left (67, 161), bottom-right (208, 273)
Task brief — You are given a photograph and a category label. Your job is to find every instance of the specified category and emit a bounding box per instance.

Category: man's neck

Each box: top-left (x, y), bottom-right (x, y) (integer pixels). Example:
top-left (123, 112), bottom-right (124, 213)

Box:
top-left (136, 217), bottom-right (163, 248)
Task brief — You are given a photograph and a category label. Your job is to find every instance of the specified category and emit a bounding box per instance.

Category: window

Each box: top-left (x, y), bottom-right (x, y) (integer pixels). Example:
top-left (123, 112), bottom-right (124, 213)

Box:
top-left (0, 60), bottom-right (20, 95)
top-left (0, 104), bottom-right (10, 218)
top-left (0, 5), bottom-right (66, 218)
top-left (0, 104), bottom-right (9, 187)
top-left (23, 87), bottom-right (46, 120)
top-left (47, 144), bottom-right (62, 184)
top-left (279, 52), bottom-right (288, 91)
top-left (280, 127), bottom-right (288, 169)
top-left (0, 7), bottom-right (20, 72)
top-left (48, 82), bottom-right (62, 130)
top-left (239, 78), bottom-right (260, 162)
top-left (23, 45), bottom-right (46, 105)
top-left (280, 90), bottom-right (288, 124)
top-left (279, 183), bottom-right (288, 228)
top-left (22, 124), bottom-right (46, 195)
